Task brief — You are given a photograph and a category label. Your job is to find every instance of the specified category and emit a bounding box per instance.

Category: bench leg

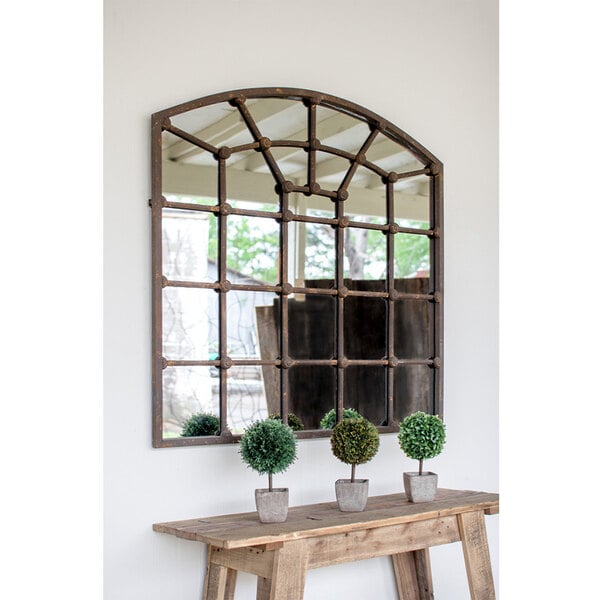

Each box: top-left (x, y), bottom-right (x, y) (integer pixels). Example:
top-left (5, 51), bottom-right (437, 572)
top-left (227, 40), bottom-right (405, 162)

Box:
top-left (457, 510), bottom-right (496, 600)
top-left (391, 548), bottom-right (434, 600)
top-left (255, 540), bottom-right (308, 600)
top-left (203, 546), bottom-right (238, 600)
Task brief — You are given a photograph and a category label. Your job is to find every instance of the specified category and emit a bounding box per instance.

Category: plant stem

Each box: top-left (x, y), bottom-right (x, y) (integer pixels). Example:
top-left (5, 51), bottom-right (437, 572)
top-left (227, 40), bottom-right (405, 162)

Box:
top-left (351, 463), bottom-right (356, 483)
top-left (268, 472), bottom-right (273, 492)
top-left (419, 459), bottom-right (423, 476)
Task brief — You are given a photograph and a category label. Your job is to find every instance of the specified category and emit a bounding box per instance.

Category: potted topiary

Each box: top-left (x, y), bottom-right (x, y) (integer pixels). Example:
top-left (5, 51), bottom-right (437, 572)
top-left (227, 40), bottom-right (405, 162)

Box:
top-left (319, 407), bottom-right (362, 429)
top-left (398, 411), bottom-right (446, 503)
top-left (268, 412), bottom-right (304, 431)
top-left (181, 412), bottom-right (220, 437)
top-left (330, 417), bottom-right (380, 511)
top-left (239, 418), bottom-right (297, 523)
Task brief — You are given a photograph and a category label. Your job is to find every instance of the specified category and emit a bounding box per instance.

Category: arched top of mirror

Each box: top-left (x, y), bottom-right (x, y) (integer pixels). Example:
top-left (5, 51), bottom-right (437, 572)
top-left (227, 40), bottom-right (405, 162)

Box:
top-left (151, 88), bottom-right (443, 447)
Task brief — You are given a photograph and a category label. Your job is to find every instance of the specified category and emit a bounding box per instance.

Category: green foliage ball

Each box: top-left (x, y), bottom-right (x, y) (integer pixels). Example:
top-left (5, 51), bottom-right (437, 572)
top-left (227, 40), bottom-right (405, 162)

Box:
top-left (319, 408), bottom-right (362, 429)
top-left (239, 419), bottom-right (297, 475)
top-left (398, 411), bottom-right (446, 461)
top-left (269, 412), bottom-right (304, 431)
top-left (330, 418), bottom-right (380, 466)
top-left (181, 413), bottom-right (220, 437)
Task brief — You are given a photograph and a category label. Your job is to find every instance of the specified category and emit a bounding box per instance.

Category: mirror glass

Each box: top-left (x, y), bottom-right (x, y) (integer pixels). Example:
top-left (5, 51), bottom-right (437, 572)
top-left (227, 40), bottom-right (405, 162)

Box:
top-left (152, 89), bottom-right (442, 446)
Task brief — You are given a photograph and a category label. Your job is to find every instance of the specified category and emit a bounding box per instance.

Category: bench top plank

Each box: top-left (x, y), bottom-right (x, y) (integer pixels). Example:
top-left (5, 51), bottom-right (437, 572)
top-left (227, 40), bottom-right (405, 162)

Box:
top-left (153, 488), bottom-right (499, 549)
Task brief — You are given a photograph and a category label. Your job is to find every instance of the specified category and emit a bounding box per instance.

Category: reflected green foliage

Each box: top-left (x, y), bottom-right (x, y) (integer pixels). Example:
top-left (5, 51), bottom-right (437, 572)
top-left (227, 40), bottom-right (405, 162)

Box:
top-left (208, 204), bottom-right (279, 283)
top-left (319, 408), bottom-right (362, 429)
top-left (269, 412), bottom-right (305, 431)
top-left (181, 412), bottom-right (220, 437)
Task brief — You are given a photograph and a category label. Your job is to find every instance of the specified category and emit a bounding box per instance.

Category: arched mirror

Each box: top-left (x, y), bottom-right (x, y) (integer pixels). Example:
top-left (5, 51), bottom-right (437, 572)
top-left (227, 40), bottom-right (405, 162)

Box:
top-left (151, 87), bottom-right (443, 447)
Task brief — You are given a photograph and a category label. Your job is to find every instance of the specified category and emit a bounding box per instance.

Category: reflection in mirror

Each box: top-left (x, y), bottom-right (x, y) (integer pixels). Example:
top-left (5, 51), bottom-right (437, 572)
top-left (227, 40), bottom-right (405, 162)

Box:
top-left (394, 233), bottom-right (430, 280)
top-left (344, 297), bottom-right (387, 359)
top-left (394, 296), bottom-right (433, 359)
top-left (162, 287), bottom-right (217, 361)
top-left (162, 206), bottom-right (217, 283)
top-left (291, 221), bottom-right (336, 286)
top-left (289, 365), bottom-right (336, 431)
top-left (394, 365), bottom-right (434, 422)
top-left (394, 175), bottom-right (430, 228)
top-left (287, 294), bottom-right (336, 360)
top-left (344, 366), bottom-right (388, 425)
top-left (162, 366), bottom-right (217, 439)
top-left (226, 365), bottom-right (271, 435)
top-left (152, 88), bottom-right (442, 446)
top-left (226, 215), bottom-right (280, 285)
top-left (343, 227), bottom-right (387, 281)
top-left (343, 165), bottom-right (387, 225)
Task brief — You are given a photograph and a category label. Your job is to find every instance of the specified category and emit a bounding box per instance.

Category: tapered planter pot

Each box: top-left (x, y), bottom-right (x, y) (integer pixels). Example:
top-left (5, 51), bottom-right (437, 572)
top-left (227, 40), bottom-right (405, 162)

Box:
top-left (255, 488), bottom-right (289, 523)
top-left (403, 472), bottom-right (438, 503)
top-left (335, 479), bottom-right (369, 512)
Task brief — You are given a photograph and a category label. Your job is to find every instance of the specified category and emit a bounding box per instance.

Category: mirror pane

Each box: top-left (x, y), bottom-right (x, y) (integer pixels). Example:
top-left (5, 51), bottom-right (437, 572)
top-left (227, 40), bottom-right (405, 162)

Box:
top-left (316, 105), bottom-right (371, 153)
top-left (394, 365), bottom-right (434, 421)
top-left (344, 165), bottom-right (387, 225)
top-left (288, 294), bottom-right (336, 360)
top-left (394, 298), bottom-right (433, 359)
top-left (246, 98), bottom-right (308, 142)
top-left (226, 364), bottom-right (272, 435)
top-left (344, 366), bottom-right (387, 426)
top-left (394, 175), bottom-right (429, 226)
top-left (393, 232), bottom-right (430, 279)
top-left (269, 146), bottom-right (307, 184)
top-left (226, 149), bottom-right (280, 209)
top-left (227, 290), bottom-right (277, 358)
top-left (162, 207), bottom-right (217, 283)
top-left (344, 296), bottom-right (387, 360)
top-left (289, 365), bottom-right (336, 431)
top-left (225, 214), bottom-right (280, 285)
top-left (162, 365), bottom-right (219, 439)
top-left (365, 132), bottom-right (426, 175)
top-left (162, 127), bottom-right (218, 203)
top-left (162, 287), bottom-right (218, 361)
top-left (344, 227), bottom-right (388, 281)
top-left (314, 149), bottom-right (348, 191)
top-left (289, 221), bottom-right (336, 286)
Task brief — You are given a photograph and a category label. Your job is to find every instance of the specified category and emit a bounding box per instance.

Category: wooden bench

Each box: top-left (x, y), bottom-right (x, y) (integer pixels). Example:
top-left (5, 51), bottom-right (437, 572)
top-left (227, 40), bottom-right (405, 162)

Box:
top-left (154, 488), bottom-right (499, 599)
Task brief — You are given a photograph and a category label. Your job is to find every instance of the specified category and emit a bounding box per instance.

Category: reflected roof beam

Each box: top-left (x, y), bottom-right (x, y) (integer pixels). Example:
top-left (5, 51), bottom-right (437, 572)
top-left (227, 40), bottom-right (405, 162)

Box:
top-left (167, 99), bottom-right (291, 162)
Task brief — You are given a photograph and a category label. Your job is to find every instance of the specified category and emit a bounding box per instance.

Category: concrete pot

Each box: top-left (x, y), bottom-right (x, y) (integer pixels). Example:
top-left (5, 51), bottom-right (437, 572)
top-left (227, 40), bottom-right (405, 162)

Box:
top-left (403, 472), bottom-right (438, 503)
top-left (335, 479), bottom-right (369, 512)
top-left (255, 488), bottom-right (289, 523)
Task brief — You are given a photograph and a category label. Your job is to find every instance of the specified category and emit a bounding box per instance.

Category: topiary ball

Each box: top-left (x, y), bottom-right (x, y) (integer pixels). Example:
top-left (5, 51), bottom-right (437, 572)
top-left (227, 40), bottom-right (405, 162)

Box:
top-left (319, 408), bottom-right (362, 429)
top-left (240, 419), bottom-right (297, 475)
top-left (181, 412), bottom-right (220, 436)
top-left (398, 411), bottom-right (446, 461)
top-left (269, 412), bottom-right (304, 431)
top-left (331, 417), bottom-right (380, 465)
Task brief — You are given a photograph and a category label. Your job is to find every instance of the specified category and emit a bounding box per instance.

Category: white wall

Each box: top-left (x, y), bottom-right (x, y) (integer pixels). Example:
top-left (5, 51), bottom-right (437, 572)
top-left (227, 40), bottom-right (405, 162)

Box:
top-left (104, 1), bottom-right (498, 598)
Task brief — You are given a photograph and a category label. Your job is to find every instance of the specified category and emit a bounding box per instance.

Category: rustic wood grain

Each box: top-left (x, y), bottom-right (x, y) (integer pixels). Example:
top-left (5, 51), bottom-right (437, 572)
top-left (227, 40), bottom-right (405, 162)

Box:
top-left (203, 546), bottom-right (233, 600)
top-left (268, 540), bottom-right (309, 600)
top-left (153, 489), bottom-right (499, 550)
top-left (155, 489), bottom-right (499, 600)
top-left (457, 510), bottom-right (496, 600)
top-left (391, 549), bottom-right (433, 600)
top-left (306, 515), bottom-right (459, 569)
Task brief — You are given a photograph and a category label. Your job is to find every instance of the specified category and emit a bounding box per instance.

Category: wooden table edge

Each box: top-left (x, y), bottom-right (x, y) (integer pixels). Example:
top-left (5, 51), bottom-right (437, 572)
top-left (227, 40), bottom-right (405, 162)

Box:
top-left (153, 491), bottom-right (499, 550)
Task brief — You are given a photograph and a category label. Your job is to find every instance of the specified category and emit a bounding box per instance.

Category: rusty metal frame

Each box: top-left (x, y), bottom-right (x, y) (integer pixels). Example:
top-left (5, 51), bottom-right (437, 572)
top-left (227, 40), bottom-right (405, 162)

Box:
top-left (151, 87), bottom-right (443, 447)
